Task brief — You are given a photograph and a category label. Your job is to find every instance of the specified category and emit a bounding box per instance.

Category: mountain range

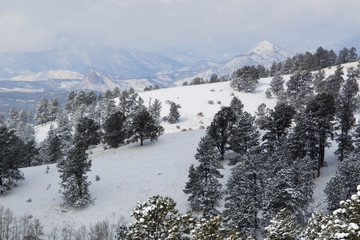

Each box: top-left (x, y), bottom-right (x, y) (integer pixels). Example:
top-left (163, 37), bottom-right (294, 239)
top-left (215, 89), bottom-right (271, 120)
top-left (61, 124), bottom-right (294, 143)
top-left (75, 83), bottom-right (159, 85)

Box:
top-left (0, 40), bottom-right (294, 92)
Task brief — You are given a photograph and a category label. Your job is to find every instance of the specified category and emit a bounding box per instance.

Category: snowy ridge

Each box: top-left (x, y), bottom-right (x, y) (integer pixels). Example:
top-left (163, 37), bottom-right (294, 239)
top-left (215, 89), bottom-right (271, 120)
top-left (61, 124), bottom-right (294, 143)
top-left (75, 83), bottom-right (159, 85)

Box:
top-left (78, 70), bottom-right (119, 92)
top-left (10, 70), bottom-right (84, 82)
top-left (175, 40), bottom-right (295, 85)
top-left (2, 62), bottom-right (359, 232)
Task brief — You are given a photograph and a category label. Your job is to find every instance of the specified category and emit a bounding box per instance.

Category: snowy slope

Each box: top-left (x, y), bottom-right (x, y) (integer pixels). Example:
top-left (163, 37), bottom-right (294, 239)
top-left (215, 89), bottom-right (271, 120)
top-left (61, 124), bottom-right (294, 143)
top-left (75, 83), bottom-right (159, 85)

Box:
top-left (175, 40), bottom-right (295, 85)
top-left (10, 70), bottom-right (83, 82)
top-left (0, 130), bottom-right (205, 232)
top-left (1, 61), bottom-right (359, 233)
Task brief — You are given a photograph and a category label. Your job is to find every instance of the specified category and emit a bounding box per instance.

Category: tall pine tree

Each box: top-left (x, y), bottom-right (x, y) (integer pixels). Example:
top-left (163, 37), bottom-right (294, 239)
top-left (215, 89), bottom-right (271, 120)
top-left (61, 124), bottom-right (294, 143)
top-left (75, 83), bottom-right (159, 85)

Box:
top-left (57, 141), bottom-right (93, 208)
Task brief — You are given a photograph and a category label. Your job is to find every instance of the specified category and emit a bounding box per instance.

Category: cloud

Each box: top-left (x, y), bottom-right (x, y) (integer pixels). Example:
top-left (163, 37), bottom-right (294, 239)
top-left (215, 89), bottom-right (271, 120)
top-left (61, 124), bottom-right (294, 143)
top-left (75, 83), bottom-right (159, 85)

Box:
top-left (0, 0), bottom-right (359, 55)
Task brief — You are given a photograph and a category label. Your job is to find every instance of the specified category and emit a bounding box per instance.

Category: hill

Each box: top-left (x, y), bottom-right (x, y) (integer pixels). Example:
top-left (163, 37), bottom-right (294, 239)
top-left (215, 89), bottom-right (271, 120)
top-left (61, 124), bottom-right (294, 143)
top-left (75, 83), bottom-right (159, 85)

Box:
top-left (2, 61), bottom-right (359, 233)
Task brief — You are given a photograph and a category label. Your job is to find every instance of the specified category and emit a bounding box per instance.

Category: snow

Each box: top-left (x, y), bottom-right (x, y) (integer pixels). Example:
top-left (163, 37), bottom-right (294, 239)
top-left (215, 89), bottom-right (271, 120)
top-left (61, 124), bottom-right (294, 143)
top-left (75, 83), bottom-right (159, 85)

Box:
top-left (0, 130), bottom-right (205, 232)
top-left (139, 78), bottom-right (277, 134)
top-left (1, 61), bottom-right (359, 232)
top-left (10, 70), bottom-right (84, 82)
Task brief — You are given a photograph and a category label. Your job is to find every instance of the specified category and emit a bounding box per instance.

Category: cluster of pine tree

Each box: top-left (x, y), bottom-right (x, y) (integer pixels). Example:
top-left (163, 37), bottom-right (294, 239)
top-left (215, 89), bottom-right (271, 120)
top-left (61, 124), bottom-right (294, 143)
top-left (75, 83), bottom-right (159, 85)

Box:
top-left (184, 60), bottom-right (360, 238)
top-left (183, 73), bottom-right (229, 86)
top-left (0, 86), bottom-right (166, 208)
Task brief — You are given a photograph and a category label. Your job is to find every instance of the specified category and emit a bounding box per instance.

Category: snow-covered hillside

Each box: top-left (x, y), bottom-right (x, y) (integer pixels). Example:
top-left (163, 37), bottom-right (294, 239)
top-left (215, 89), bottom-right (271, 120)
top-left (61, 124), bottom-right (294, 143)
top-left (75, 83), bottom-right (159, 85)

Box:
top-left (1, 61), bottom-right (359, 233)
top-left (175, 40), bottom-right (295, 85)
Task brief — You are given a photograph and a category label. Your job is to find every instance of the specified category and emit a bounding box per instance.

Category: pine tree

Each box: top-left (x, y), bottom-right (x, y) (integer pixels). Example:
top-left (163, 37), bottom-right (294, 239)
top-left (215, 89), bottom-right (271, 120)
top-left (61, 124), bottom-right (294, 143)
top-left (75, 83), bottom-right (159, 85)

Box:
top-left (325, 153), bottom-right (360, 211)
top-left (324, 173), bottom-right (346, 212)
top-left (191, 215), bottom-right (240, 240)
top-left (286, 70), bottom-right (313, 109)
top-left (74, 117), bottom-right (101, 149)
top-left (127, 195), bottom-right (195, 240)
top-left (304, 93), bottom-right (336, 177)
top-left (264, 143), bottom-right (314, 225)
top-left (270, 73), bottom-right (285, 96)
top-left (303, 210), bottom-right (328, 240)
top-left (323, 65), bottom-right (344, 102)
top-left (223, 152), bottom-right (264, 238)
top-left (183, 136), bottom-right (223, 217)
top-left (15, 110), bottom-right (35, 144)
top-left (34, 98), bottom-right (50, 125)
top-left (255, 103), bottom-right (270, 129)
top-left (56, 110), bottom-right (73, 152)
top-left (48, 98), bottom-right (62, 122)
top-left (229, 96), bottom-right (244, 117)
top-left (262, 103), bottom-right (296, 152)
top-left (230, 66), bottom-right (260, 93)
top-left (265, 208), bottom-right (302, 240)
top-left (0, 126), bottom-right (25, 193)
top-left (6, 107), bottom-right (19, 130)
top-left (38, 125), bottom-right (64, 164)
top-left (313, 69), bottom-right (326, 94)
top-left (57, 141), bottom-right (93, 208)
top-left (335, 67), bottom-right (359, 161)
top-left (167, 102), bottom-right (180, 124)
top-left (103, 111), bottom-right (127, 148)
top-left (310, 186), bottom-right (360, 239)
top-left (65, 91), bottom-right (76, 113)
top-left (148, 98), bottom-right (162, 122)
top-left (128, 110), bottom-right (164, 146)
top-left (229, 111), bottom-right (259, 159)
top-left (207, 107), bottom-right (236, 160)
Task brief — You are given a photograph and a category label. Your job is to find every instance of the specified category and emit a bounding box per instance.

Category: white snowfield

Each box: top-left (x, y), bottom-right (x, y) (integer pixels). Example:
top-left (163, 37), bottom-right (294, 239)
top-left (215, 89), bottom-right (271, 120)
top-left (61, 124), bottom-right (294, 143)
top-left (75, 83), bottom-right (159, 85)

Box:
top-left (1, 61), bottom-right (359, 232)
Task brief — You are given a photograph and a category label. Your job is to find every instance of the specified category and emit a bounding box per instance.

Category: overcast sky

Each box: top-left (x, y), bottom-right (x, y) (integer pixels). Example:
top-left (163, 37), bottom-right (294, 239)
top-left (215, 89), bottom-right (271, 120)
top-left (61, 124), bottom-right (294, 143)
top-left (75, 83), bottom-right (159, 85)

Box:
top-left (1, 0), bottom-right (359, 60)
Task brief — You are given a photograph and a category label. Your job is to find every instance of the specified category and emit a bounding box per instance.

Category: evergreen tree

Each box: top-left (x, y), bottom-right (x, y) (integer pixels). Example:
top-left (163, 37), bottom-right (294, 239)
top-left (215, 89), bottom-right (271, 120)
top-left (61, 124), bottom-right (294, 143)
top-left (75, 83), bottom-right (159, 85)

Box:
top-left (48, 98), bottom-right (62, 122)
top-left (229, 111), bottom-right (259, 159)
top-left (38, 125), bottom-right (64, 164)
top-left (22, 139), bottom-right (39, 167)
top-left (148, 98), bottom-right (162, 122)
top-left (262, 103), bottom-right (296, 151)
top-left (127, 195), bottom-right (195, 240)
top-left (207, 107), bottom-right (236, 160)
top-left (191, 215), bottom-right (240, 240)
top-left (323, 65), bottom-right (344, 102)
top-left (336, 47), bottom-right (349, 64)
top-left (34, 98), bottom-right (50, 125)
top-left (0, 126), bottom-right (25, 193)
top-left (112, 87), bottom-right (121, 98)
top-left (265, 208), bottom-right (302, 240)
top-left (335, 67), bottom-right (359, 161)
top-left (315, 46), bottom-right (331, 69)
top-left (128, 110), bottom-right (164, 146)
top-left (286, 70), bottom-right (313, 109)
top-left (56, 110), bottom-right (73, 152)
top-left (325, 153), bottom-right (360, 211)
top-left (74, 117), bottom-right (101, 149)
top-left (324, 173), bottom-right (346, 212)
top-left (223, 152), bottom-right (264, 238)
top-left (167, 102), bottom-right (180, 124)
top-left (183, 136), bottom-right (223, 217)
top-left (307, 186), bottom-right (360, 239)
top-left (229, 96), bottom-right (244, 117)
top-left (103, 111), bottom-right (127, 148)
top-left (347, 47), bottom-right (358, 62)
top-left (230, 66), bottom-right (260, 93)
top-left (270, 73), bottom-right (285, 96)
top-left (65, 91), bottom-right (76, 113)
top-left (15, 110), bottom-right (35, 144)
top-left (254, 103), bottom-right (270, 129)
top-left (313, 69), bottom-right (326, 94)
top-left (265, 143), bottom-right (314, 225)
top-left (6, 107), bottom-right (19, 130)
top-left (57, 141), bottom-right (93, 208)
top-left (304, 93), bottom-right (336, 177)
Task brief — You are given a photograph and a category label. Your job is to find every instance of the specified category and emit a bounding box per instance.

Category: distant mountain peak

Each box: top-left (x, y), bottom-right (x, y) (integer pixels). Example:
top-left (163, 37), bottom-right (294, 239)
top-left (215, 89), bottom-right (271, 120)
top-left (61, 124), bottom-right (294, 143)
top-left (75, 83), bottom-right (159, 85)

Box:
top-left (246, 40), bottom-right (294, 61)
